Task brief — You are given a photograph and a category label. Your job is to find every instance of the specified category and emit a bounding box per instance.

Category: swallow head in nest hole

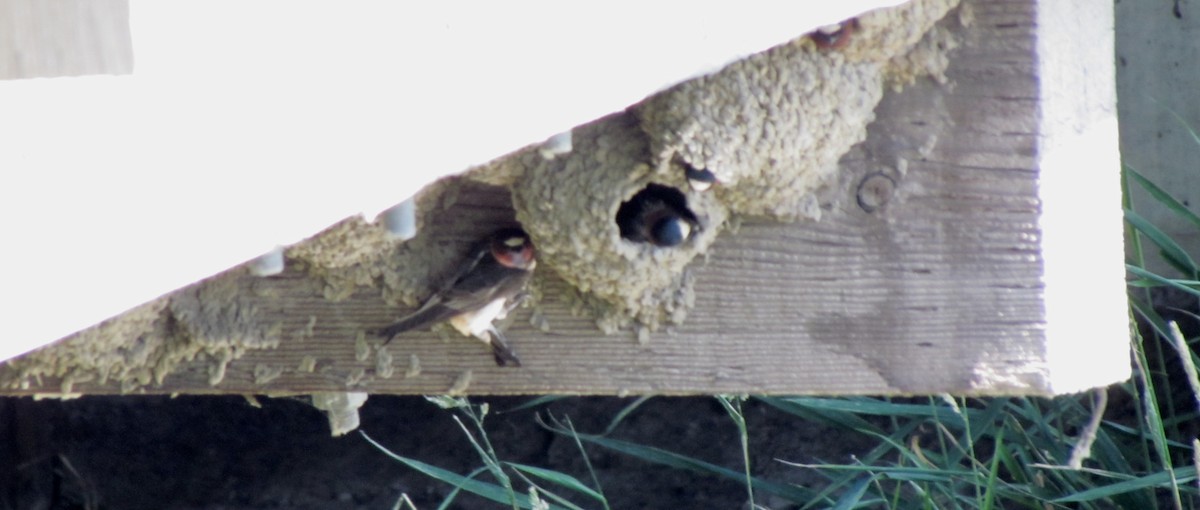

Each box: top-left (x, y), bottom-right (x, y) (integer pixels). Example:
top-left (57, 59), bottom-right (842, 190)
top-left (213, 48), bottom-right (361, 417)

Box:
top-left (616, 184), bottom-right (701, 248)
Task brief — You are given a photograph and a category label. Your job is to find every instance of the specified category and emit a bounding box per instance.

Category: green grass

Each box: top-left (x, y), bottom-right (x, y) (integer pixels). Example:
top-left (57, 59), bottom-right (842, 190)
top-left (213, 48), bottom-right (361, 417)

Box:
top-left (363, 160), bottom-right (1200, 509)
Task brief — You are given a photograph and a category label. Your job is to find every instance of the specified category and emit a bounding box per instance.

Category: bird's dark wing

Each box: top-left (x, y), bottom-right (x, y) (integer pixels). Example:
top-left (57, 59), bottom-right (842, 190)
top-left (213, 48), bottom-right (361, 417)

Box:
top-left (378, 241), bottom-right (491, 342)
top-left (437, 257), bottom-right (530, 312)
top-left (379, 238), bottom-right (529, 343)
top-left (378, 301), bottom-right (459, 343)
top-left (433, 237), bottom-right (492, 294)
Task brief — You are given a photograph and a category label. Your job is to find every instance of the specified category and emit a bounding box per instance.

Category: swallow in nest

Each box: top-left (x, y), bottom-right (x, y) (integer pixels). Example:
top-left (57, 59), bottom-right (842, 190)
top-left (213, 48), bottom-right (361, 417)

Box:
top-left (617, 184), bottom-right (701, 248)
top-left (379, 227), bottom-right (535, 366)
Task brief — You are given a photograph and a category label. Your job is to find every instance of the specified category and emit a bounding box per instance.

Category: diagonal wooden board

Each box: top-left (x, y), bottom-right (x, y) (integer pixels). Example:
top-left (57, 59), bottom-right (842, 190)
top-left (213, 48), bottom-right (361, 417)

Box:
top-left (1, 1), bottom-right (1116, 396)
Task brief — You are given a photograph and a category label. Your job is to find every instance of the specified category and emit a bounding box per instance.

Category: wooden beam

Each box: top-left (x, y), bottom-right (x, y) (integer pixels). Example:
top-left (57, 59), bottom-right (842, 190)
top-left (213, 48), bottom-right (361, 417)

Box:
top-left (0, 0), bottom-right (1126, 397)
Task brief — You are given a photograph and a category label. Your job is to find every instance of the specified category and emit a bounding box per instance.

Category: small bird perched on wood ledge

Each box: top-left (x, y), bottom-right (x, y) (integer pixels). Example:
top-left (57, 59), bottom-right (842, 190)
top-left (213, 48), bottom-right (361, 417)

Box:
top-left (379, 227), bottom-right (536, 366)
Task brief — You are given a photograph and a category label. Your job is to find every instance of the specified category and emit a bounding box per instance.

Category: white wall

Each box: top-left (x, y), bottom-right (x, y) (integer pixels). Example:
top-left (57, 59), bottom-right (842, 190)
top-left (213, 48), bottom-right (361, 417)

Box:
top-left (0, 1), bottom-right (903, 362)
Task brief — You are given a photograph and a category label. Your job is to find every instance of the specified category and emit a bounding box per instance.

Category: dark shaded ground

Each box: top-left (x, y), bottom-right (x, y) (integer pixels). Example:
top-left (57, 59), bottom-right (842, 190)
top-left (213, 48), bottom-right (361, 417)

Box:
top-left (1, 394), bottom-right (873, 510)
top-left (7, 286), bottom-right (1192, 510)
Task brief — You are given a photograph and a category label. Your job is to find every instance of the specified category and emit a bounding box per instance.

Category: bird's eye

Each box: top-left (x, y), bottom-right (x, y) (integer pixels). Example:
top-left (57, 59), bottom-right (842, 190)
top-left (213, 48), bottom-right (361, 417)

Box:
top-left (503, 237), bottom-right (526, 248)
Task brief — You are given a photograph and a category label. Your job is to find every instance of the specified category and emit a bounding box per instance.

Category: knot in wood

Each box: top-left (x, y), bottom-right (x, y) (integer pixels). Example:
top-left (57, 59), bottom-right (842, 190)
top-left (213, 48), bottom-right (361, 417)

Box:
top-left (856, 172), bottom-right (897, 213)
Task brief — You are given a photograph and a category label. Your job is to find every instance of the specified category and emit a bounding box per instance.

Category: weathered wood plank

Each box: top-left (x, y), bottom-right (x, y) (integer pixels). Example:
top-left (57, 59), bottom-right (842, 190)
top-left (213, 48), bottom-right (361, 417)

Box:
top-left (0, 0), bottom-right (1125, 396)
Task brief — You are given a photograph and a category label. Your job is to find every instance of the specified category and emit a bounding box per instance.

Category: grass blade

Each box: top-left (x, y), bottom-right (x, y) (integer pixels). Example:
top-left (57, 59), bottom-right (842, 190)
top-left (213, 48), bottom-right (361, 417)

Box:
top-left (830, 475), bottom-right (874, 510)
top-left (1125, 209), bottom-right (1199, 276)
top-left (1052, 465), bottom-right (1199, 503)
top-left (502, 396), bottom-right (567, 413)
top-left (1126, 165), bottom-right (1200, 231)
top-left (603, 396), bottom-right (653, 435)
top-left (505, 474), bottom-right (587, 510)
top-left (360, 431), bottom-right (538, 509)
top-left (450, 414), bottom-right (517, 507)
top-left (436, 467), bottom-right (489, 510)
top-left (756, 396), bottom-right (883, 434)
top-left (543, 420), bottom-right (818, 503)
top-left (980, 427), bottom-right (1004, 510)
top-left (1127, 265), bottom-right (1200, 299)
top-left (559, 416), bottom-right (610, 510)
top-left (777, 462), bottom-right (973, 482)
top-left (1132, 323), bottom-right (1185, 507)
top-left (504, 462), bottom-right (605, 503)
top-left (716, 395), bottom-right (754, 509)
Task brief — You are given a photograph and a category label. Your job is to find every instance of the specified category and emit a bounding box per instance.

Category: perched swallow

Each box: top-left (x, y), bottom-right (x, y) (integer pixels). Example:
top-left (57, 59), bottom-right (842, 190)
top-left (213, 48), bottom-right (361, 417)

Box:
top-left (379, 228), bottom-right (536, 366)
top-left (616, 184), bottom-right (701, 248)
top-left (683, 164), bottom-right (719, 192)
top-left (810, 18), bottom-right (859, 50)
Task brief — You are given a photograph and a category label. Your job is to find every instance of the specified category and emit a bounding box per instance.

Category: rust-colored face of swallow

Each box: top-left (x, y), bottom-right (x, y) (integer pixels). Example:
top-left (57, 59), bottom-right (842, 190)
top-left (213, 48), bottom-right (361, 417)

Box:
top-left (492, 231), bottom-right (536, 270)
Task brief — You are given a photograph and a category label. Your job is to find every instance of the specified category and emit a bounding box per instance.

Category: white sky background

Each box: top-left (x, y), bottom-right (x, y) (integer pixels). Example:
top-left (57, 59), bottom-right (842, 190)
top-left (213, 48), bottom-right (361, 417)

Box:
top-left (0, 1), bottom-right (903, 362)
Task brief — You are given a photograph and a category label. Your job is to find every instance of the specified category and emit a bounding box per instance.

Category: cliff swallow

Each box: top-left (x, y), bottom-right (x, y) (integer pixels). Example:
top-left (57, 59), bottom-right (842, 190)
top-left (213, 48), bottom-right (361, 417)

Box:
top-left (810, 18), bottom-right (859, 50)
top-left (616, 184), bottom-right (700, 248)
top-left (379, 228), bottom-right (535, 366)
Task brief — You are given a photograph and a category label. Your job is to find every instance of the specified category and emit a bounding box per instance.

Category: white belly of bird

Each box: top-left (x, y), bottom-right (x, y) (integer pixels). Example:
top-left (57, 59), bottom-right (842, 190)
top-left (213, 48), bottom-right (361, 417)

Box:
top-left (449, 298), bottom-right (506, 343)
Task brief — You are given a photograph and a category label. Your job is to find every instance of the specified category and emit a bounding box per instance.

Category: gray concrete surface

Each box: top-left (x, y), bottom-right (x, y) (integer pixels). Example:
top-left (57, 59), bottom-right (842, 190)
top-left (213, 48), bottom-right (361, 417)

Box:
top-left (1117, 0), bottom-right (1200, 270)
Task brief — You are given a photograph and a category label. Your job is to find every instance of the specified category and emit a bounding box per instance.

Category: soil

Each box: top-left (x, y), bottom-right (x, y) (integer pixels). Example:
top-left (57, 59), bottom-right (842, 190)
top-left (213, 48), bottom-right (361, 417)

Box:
top-left (1, 394), bottom-right (875, 510)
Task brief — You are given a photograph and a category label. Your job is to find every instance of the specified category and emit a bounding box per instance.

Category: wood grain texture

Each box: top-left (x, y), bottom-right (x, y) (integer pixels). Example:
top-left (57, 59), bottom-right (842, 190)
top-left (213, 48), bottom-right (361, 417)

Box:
top-left (1, 0), bottom-right (1098, 397)
top-left (0, 0), bottom-right (133, 79)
